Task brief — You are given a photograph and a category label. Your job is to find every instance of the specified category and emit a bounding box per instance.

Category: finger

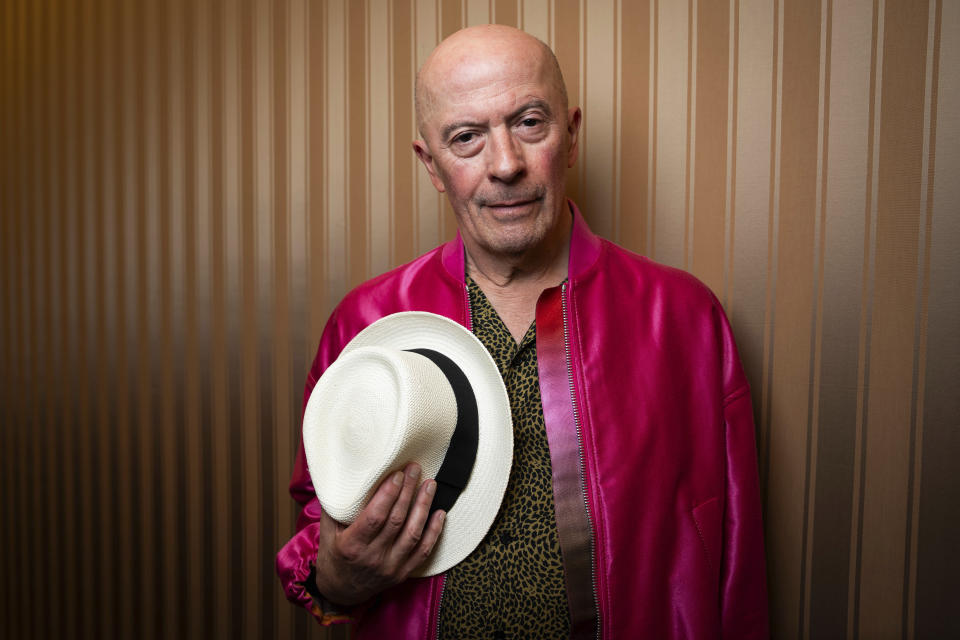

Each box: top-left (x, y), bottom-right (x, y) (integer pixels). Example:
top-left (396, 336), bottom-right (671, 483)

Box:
top-left (400, 509), bottom-right (446, 576)
top-left (316, 507), bottom-right (337, 545)
top-left (342, 468), bottom-right (405, 546)
top-left (376, 462), bottom-right (421, 545)
top-left (390, 478), bottom-right (437, 559)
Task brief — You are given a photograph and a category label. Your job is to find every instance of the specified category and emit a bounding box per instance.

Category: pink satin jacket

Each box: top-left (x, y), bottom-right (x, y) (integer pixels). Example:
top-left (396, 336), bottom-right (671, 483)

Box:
top-left (276, 202), bottom-right (770, 639)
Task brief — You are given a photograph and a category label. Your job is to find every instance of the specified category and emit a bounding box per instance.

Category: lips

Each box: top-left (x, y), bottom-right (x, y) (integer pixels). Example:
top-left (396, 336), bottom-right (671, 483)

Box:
top-left (486, 198), bottom-right (536, 207)
top-left (478, 188), bottom-right (545, 209)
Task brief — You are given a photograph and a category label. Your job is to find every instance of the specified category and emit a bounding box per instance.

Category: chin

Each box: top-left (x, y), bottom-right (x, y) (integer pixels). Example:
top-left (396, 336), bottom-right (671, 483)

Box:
top-left (480, 230), bottom-right (547, 256)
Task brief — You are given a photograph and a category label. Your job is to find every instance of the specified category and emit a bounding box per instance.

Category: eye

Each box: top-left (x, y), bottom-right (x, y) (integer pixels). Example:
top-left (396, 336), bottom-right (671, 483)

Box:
top-left (452, 131), bottom-right (478, 145)
top-left (520, 117), bottom-right (541, 128)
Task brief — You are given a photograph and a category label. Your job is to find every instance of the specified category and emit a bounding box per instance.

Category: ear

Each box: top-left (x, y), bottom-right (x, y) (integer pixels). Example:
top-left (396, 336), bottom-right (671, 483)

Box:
top-left (565, 107), bottom-right (582, 168)
top-left (412, 140), bottom-right (447, 193)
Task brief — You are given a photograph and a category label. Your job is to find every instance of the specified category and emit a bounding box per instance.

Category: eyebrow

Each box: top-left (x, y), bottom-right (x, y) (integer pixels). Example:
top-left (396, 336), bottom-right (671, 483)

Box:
top-left (439, 98), bottom-right (555, 142)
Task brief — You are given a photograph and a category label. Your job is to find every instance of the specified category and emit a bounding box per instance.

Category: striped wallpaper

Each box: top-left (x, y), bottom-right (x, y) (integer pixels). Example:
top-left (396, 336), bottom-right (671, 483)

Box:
top-left (1, 1), bottom-right (958, 639)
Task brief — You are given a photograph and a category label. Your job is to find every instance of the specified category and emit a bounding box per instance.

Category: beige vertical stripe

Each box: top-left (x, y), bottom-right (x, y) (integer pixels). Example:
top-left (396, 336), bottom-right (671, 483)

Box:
top-left (1, 3), bottom-right (9, 631)
top-left (801, 2), bottom-right (832, 636)
top-left (180, 0), bottom-right (203, 635)
top-left (859, 0), bottom-right (929, 636)
top-left (257, 2), bottom-right (291, 637)
top-left (163, 1), bottom-right (184, 634)
top-left (240, 1), bottom-right (263, 637)
top-left (614, 0), bottom-right (622, 242)
top-left (653, 0), bottom-right (689, 268)
top-left (281, 0), bottom-right (309, 636)
top-left (618, 0), bottom-right (650, 254)
top-left (269, 3), bottom-right (290, 636)
top-left (65, 0), bottom-right (82, 632)
top-left (289, 0), bottom-right (309, 359)
top-left (76, 2), bottom-right (96, 637)
top-left (98, 0), bottom-right (118, 634)
top-left (326, 0), bottom-right (348, 305)
top-left (906, 2), bottom-right (941, 636)
top-left (808, 1), bottom-right (871, 636)
top-left (441, 0), bottom-right (463, 38)
top-left (3, 2), bottom-right (18, 629)
top-left (1, 1), bottom-right (11, 629)
top-left (18, 1), bottom-right (33, 631)
top-left (848, 1), bottom-right (884, 636)
top-left (521, 0), bottom-right (551, 44)
top-left (370, 0), bottom-right (393, 277)
top-left (116, 3), bottom-right (137, 628)
top-left (23, 3), bottom-right (42, 632)
top-left (767, 3), bottom-right (821, 636)
top-left (690, 0), bottom-right (729, 295)
top-left (760, 0), bottom-right (784, 516)
top-left (415, 0), bottom-right (442, 254)
top-left (553, 0), bottom-right (580, 205)
top-left (308, 0), bottom-right (328, 342)
top-left (467, 0), bottom-right (491, 26)
top-left (578, 0), bottom-right (586, 201)
top-left (223, 1), bottom-right (244, 635)
top-left (684, 0), bottom-right (696, 271)
top-left (349, 0), bottom-right (369, 288)
top-left (393, 0), bottom-right (415, 266)
top-left (647, 0), bottom-right (657, 257)
top-left (722, 0), bottom-right (738, 307)
top-left (43, 1), bottom-right (64, 637)
top-left (583, 0), bottom-right (616, 238)
top-left (730, 0), bottom-right (773, 368)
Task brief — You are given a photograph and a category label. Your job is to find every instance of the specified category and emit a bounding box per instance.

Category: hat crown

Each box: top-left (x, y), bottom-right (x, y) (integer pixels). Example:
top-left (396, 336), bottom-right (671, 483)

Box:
top-left (306, 346), bottom-right (458, 523)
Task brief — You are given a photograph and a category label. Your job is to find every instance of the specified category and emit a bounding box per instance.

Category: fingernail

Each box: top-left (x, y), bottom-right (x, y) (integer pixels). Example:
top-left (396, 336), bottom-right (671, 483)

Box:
top-left (392, 471), bottom-right (404, 486)
top-left (426, 480), bottom-right (436, 496)
top-left (407, 463), bottom-right (421, 479)
top-left (437, 510), bottom-right (445, 524)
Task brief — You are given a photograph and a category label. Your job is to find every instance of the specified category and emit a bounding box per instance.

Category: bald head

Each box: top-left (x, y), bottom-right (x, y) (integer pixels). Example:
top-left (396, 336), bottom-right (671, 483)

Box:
top-left (415, 25), bottom-right (568, 139)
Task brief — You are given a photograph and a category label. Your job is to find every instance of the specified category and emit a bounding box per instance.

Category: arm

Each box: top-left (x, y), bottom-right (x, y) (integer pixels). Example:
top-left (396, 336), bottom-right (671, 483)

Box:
top-left (276, 310), bottom-right (445, 624)
top-left (719, 386), bottom-right (769, 638)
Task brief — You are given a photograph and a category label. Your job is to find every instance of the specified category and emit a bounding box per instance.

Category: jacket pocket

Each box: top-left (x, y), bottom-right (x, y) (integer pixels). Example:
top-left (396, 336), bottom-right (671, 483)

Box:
top-left (691, 496), bottom-right (722, 575)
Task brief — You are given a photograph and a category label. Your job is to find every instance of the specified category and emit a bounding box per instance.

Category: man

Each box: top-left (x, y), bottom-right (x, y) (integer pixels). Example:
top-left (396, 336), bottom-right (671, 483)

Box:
top-left (277, 24), bottom-right (769, 639)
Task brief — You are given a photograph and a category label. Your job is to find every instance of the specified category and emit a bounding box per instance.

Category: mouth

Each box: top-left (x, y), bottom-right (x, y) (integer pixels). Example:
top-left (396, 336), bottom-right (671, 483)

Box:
top-left (482, 196), bottom-right (542, 211)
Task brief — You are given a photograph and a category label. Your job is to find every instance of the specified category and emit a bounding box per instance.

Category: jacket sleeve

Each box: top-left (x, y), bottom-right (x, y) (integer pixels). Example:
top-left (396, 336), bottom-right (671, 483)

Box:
top-left (718, 308), bottom-right (770, 638)
top-left (275, 308), bottom-right (360, 625)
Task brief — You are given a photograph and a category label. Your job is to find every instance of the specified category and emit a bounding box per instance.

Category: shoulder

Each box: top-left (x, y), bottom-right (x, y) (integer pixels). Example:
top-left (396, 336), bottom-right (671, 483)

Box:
top-left (340, 245), bottom-right (447, 307)
top-left (591, 239), bottom-right (721, 310)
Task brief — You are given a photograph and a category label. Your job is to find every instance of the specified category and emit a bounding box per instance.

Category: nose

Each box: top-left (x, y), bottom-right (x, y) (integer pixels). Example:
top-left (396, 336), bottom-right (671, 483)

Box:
top-left (486, 127), bottom-right (525, 183)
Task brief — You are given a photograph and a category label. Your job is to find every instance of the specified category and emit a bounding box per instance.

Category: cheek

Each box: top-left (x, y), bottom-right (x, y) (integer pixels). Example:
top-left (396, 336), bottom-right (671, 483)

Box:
top-left (439, 162), bottom-right (482, 200)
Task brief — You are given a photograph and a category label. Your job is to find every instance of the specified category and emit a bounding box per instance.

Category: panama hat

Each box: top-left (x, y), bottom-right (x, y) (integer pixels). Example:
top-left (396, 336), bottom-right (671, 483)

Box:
top-left (302, 311), bottom-right (513, 577)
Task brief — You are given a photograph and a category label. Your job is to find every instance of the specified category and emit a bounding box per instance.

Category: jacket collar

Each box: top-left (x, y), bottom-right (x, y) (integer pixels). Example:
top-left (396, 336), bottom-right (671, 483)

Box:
top-left (440, 199), bottom-right (602, 282)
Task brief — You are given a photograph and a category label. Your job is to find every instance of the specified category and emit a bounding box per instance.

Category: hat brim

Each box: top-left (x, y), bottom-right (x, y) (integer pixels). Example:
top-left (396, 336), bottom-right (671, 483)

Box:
top-left (318, 311), bottom-right (513, 577)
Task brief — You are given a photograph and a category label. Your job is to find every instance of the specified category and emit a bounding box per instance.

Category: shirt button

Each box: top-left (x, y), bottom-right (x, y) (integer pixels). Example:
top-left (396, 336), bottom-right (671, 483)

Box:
top-left (499, 531), bottom-right (514, 545)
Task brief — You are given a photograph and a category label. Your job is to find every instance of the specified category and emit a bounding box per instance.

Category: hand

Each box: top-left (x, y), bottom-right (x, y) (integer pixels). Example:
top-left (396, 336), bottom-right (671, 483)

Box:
top-left (313, 462), bottom-right (446, 606)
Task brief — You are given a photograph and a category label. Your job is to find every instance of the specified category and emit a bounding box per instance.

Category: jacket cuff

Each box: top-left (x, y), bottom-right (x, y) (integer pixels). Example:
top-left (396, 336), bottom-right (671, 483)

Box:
top-left (302, 563), bottom-right (355, 625)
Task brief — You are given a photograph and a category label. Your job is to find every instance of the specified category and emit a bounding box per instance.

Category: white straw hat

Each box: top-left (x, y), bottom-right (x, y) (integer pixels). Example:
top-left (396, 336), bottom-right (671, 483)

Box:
top-left (303, 311), bottom-right (513, 576)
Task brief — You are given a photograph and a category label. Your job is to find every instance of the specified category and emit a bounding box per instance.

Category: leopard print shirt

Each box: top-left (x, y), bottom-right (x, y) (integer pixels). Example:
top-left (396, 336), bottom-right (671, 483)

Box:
top-left (437, 276), bottom-right (571, 640)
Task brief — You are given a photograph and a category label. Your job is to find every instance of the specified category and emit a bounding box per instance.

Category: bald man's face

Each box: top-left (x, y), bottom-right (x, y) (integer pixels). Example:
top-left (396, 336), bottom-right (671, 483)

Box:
top-left (413, 35), bottom-right (580, 260)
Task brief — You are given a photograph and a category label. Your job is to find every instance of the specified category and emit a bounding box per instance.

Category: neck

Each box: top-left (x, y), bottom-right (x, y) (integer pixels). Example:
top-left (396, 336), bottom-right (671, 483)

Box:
top-left (463, 213), bottom-right (571, 343)
top-left (464, 213), bottom-right (571, 289)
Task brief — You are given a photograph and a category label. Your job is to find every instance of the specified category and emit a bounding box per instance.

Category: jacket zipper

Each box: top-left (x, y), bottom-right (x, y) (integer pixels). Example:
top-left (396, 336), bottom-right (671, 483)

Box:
top-left (432, 573), bottom-right (447, 640)
top-left (561, 282), bottom-right (601, 640)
